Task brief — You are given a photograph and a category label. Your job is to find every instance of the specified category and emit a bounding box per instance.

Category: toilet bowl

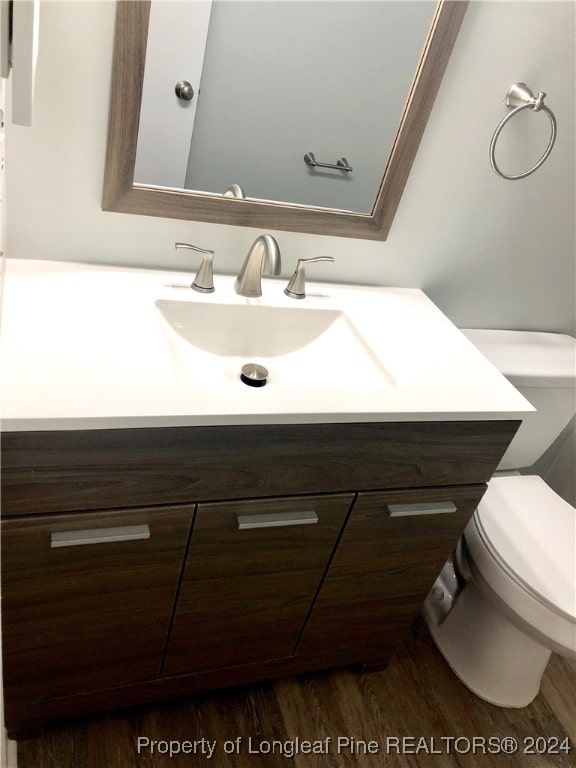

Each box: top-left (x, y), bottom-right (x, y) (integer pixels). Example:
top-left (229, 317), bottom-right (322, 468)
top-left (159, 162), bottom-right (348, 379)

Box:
top-left (424, 475), bottom-right (576, 707)
top-left (423, 329), bottom-right (576, 707)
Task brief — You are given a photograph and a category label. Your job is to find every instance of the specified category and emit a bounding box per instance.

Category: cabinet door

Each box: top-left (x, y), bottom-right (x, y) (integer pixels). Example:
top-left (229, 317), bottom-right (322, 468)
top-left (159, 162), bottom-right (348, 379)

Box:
top-left (1, 505), bottom-right (192, 706)
top-left (295, 485), bottom-right (486, 659)
top-left (163, 494), bottom-right (353, 676)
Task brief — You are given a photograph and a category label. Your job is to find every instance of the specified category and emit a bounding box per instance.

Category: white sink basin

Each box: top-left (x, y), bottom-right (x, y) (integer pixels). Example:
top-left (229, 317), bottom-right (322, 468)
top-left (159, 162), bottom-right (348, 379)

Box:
top-left (0, 260), bottom-right (534, 430)
top-left (156, 298), bottom-right (393, 388)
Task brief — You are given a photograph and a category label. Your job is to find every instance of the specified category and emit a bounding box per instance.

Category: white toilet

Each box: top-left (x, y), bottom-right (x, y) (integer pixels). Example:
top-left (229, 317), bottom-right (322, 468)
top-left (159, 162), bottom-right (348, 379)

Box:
top-left (423, 329), bottom-right (576, 708)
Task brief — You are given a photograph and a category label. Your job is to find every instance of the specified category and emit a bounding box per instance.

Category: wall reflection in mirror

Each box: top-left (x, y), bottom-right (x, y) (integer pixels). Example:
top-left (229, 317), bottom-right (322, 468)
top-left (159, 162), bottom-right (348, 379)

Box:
top-left (134, 0), bottom-right (437, 214)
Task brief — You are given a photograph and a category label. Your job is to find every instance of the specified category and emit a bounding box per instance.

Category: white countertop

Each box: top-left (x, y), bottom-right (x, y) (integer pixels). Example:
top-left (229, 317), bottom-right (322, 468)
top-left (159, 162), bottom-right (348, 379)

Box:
top-left (0, 259), bottom-right (533, 431)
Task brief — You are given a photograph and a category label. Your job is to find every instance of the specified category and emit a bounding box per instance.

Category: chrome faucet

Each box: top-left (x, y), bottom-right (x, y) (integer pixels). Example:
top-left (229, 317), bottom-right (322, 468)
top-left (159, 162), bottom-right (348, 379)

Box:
top-left (234, 235), bottom-right (281, 297)
top-left (223, 183), bottom-right (246, 199)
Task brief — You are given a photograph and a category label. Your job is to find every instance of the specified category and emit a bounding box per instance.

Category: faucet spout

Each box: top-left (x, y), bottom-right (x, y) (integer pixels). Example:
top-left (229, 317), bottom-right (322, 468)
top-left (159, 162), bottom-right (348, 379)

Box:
top-left (234, 235), bottom-right (281, 297)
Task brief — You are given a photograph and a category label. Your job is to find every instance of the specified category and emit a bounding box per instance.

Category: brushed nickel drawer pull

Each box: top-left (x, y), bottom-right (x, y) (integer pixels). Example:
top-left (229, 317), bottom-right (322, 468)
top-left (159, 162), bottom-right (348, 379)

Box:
top-left (387, 502), bottom-right (457, 518)
top-left (51, 525), bottom-right (151, 548)
top-left (237, 511), bottom-right (318, 530)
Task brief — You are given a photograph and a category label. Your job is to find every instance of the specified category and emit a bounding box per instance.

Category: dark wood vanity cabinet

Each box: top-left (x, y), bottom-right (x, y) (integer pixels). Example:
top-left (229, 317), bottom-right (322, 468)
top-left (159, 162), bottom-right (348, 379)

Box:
top-left (1, 506), bottom-right (192, 704)
top-left (295, 485), bottom-right (485, 659)
top-left (0, 420), bottom-right (519, 735)
top-left (163, 494), bottom-right (353, 676)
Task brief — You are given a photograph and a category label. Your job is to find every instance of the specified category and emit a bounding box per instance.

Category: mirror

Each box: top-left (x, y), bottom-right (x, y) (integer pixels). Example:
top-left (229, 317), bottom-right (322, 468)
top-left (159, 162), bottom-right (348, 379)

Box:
top-left (135, 1), bottom-right (439, 213)
top-left (103, 0), bottom-right (467, 240)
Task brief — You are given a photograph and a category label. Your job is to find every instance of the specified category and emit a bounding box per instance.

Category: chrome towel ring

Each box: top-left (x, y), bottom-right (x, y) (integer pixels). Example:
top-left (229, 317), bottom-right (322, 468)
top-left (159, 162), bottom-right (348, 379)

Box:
top-left (489, 83), bottom-right (557, 180)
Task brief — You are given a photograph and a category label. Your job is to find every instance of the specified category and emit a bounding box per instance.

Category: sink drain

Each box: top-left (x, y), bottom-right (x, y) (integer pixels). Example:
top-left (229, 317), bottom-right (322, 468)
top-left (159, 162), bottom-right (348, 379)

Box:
top-left (240, 363), bottom-right (268, 387)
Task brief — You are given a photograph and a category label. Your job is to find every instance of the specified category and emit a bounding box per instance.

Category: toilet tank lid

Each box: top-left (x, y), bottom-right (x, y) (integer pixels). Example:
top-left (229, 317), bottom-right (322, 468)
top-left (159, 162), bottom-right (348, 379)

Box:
top-left (461, 329), bottom-right (576, 388)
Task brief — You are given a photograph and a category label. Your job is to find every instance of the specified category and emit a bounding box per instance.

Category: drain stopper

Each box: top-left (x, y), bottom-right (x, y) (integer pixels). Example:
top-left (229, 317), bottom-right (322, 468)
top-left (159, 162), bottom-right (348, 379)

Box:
top-left (240, 363), bottom-right (269, 387)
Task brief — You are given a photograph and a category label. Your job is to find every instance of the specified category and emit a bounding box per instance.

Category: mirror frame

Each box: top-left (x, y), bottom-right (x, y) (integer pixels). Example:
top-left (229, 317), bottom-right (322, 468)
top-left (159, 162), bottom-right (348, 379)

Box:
top-left (103, 0), bottom-right (467, 241)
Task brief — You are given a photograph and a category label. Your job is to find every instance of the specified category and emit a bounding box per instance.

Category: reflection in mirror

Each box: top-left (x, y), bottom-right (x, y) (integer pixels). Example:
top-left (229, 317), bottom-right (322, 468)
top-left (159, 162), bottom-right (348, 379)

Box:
top-left (135, 1), bottom-right (437, 214)
top-left (103, 0), bottom-right (468, 240)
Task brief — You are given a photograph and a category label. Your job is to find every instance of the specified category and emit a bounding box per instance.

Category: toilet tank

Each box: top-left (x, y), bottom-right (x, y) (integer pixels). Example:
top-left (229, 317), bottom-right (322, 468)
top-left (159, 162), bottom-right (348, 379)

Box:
top-left (462, 330), bottom-right (576, 471)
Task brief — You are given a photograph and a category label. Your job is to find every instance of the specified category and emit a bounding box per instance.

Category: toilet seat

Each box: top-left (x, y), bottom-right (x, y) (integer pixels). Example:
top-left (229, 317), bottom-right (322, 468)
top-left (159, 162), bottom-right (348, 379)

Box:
top-left (472, 475), bottom-right (576, 621)
top-left (424, 474), bottom-right (576, 706)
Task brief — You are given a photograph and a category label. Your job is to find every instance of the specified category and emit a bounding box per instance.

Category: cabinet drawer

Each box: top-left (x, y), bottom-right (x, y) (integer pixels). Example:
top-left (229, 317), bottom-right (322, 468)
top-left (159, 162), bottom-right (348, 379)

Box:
top-left (295, 485), bottom-right (486, 657)
top-left (163, 494), bottom-right (353, 676)
top-left (1, 421), bottom-right (519, 515)
top-left (1, 506), bottom-right (192, 705)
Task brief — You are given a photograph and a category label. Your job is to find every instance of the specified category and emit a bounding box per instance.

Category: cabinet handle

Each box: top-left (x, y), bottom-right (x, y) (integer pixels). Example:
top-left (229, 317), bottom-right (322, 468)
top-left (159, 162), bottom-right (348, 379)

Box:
top-left (237, 511), bottom-right (318, 530)
top-left (51, 525), bottom-right (151, 548)
top-left (387, 502), bottom-right (456, 518)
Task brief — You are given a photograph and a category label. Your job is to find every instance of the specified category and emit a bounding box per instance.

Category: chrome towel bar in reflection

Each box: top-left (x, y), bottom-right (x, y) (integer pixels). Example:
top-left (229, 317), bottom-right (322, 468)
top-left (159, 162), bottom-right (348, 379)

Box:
top-left (304, 152), bottom-right (353, 173)
top-left (489, 82), bottom-right (557, 180)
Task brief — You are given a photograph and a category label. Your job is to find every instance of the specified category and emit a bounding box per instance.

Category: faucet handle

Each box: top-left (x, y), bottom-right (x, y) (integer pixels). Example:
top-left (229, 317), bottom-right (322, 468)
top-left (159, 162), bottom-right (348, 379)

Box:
top-left (284, 257), bottom-right (334, 299)
top-left (175, 242), bottom-right (215, 293)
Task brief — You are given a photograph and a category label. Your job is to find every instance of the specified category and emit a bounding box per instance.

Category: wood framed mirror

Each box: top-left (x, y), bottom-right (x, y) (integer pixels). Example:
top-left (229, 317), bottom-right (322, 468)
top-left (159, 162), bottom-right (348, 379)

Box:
top-left (103, 0), bottom-right (467, 241)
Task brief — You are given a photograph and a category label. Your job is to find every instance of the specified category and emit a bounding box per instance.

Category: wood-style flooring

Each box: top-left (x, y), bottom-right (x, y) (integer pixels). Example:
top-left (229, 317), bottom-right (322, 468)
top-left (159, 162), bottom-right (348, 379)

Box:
top-left (17, 618), bottom-right (576, 768)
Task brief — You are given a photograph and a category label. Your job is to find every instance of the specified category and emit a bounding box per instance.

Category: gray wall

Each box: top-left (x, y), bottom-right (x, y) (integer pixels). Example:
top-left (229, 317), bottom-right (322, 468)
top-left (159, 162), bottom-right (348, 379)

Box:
top-left (5, 0), bottom-right (576, 338)
top-left (184, 1), bottom-right (435, 211)
top-left (530, 420), bottom-right (576, 506)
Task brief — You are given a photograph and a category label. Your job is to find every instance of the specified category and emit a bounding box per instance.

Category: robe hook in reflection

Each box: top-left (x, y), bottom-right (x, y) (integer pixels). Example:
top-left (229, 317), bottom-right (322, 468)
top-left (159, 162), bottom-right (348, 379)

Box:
top-left (489, 83), bottom-right (557, 180)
